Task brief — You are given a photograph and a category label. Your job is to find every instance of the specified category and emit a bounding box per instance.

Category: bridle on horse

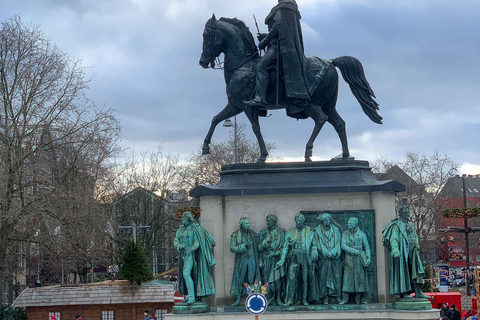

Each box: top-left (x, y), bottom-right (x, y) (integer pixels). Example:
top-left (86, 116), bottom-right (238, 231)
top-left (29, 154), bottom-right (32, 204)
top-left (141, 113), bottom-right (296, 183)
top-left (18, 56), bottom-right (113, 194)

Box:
top-left (206, 20), bottom-right (258, 72)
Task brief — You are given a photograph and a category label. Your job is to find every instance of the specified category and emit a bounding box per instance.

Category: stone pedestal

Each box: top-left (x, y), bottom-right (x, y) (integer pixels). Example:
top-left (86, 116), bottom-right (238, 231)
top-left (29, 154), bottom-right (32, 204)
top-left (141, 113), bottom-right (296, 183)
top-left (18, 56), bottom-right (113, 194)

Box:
top-left (171, 161), bottom-right (436, 320)
top-left (190, 160), bottom-right (404, 306)
top-left (166, 309), bottom-right (439, 320)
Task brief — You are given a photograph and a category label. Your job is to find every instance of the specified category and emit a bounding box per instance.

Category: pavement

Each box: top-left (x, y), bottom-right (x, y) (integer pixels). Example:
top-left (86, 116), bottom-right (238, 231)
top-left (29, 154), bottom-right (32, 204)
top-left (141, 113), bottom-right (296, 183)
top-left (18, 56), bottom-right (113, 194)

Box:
top-left (462, 292), bottom-right (473, 310)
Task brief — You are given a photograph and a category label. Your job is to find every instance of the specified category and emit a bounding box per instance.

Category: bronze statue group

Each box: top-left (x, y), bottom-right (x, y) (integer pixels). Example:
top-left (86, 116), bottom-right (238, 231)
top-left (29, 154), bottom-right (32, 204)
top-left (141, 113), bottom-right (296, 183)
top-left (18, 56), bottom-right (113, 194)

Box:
top-left (229, 213), bottom-right (371, 306)
top-left (174, 200), bottom-right (428, 308)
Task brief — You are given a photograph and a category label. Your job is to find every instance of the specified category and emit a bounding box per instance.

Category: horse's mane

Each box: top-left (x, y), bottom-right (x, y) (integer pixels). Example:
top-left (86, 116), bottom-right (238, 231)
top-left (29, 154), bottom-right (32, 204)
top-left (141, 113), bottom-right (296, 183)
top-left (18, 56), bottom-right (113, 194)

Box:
top-left (219, 17), bottom-right (257, 54)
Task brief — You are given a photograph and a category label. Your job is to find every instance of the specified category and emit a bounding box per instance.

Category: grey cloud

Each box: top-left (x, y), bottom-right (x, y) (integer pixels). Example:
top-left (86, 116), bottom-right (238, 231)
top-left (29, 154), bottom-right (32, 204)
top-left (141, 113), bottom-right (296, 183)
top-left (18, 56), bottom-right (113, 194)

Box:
top-left (0, 0), bottom-right (479, 169)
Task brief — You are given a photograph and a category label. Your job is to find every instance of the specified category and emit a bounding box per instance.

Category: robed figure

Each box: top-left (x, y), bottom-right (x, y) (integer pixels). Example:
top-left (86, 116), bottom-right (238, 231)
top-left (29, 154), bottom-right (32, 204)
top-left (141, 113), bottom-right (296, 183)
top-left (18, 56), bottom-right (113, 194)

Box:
top-left (258, 214), bottom-right (286, 305)
top-left (230, 217), bottom-right (261, 306)
top-left (382, 200), bottom-right (428, 299)
top-left (315, 213), bottom-right (342, 304)
top-left (245, 0), bottom-right (310, 112)
top-left (173, 212), bottom-right (216, 304)
top-left (340, 217), bottom-right (371, 304)
top-left (276, 213), bottom-right (318, 306)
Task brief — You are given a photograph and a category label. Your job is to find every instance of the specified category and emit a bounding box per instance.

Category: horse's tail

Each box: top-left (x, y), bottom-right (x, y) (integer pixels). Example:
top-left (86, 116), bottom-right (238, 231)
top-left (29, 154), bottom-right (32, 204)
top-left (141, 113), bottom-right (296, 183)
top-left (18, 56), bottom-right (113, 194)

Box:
top-left (332, 56), bottom-right (383, 124)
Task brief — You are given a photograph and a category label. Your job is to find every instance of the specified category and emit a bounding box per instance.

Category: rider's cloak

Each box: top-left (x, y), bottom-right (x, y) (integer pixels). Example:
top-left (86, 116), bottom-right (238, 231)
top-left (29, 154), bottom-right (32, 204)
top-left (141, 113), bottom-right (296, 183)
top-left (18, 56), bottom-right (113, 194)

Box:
top-left (265, 0), bottom-right (309, 102)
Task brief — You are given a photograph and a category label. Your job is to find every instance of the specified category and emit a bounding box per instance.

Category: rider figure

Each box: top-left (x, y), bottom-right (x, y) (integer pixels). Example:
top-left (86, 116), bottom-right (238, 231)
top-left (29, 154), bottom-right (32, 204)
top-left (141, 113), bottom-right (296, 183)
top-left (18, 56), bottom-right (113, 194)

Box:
top-left (245, 0), bottom-right (310, 108)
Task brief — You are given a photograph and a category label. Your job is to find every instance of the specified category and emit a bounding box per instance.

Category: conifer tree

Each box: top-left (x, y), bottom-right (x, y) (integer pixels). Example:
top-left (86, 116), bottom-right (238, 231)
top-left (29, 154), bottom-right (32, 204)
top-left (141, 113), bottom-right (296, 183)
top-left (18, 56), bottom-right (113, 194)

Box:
top-left (119, 241), bottom-right (153, 284)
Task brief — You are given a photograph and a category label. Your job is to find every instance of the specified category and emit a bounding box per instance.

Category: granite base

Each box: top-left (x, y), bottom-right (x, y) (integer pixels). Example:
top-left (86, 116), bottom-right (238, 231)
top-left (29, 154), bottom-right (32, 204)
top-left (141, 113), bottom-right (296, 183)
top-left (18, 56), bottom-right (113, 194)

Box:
top-left (166, 305), bottom-right (439, 320)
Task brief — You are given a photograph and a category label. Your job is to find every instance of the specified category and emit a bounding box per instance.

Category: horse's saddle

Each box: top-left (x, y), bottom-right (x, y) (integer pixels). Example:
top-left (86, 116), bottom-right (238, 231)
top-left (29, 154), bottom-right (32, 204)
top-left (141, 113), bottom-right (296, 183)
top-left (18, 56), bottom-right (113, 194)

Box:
top-left (256, 57), bottom-right (332, 119)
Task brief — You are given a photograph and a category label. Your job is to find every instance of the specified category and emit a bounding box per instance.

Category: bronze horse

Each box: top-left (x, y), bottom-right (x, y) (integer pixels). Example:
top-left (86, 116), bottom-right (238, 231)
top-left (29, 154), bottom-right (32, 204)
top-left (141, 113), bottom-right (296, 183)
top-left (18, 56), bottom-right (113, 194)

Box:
top-left (199, 15), bottom-right (382, 162)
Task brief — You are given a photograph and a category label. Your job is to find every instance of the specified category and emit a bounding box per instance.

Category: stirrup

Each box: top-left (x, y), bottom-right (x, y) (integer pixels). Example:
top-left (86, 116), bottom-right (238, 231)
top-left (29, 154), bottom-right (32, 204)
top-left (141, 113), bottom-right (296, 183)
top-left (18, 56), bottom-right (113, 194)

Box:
top-left (244, 99), bottom-right (267, 107)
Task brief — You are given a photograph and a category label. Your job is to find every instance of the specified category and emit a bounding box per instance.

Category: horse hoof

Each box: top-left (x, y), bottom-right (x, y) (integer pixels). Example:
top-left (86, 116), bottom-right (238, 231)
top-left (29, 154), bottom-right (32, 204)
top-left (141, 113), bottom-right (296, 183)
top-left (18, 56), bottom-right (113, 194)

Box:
top-left (305, 149), bottom-right (313, 158)
top-left (202, 147), bottom-right (210, 155)
top-left (305, 157), bottom-right (312, 162)
top-left (256, 158), bottom-right (266, 164)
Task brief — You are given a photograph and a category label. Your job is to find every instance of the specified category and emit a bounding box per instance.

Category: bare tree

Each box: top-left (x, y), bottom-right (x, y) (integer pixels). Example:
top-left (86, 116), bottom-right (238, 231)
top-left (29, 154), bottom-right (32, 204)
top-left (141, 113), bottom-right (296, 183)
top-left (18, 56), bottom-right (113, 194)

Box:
top-left (0, 15), bottom-right (121, 300)
top-left (109, 147), bottom-right (190, 274)
top-left (372, 151), bottom-right (459, 254)
top-left (178, 123), bottom-right (278, 189)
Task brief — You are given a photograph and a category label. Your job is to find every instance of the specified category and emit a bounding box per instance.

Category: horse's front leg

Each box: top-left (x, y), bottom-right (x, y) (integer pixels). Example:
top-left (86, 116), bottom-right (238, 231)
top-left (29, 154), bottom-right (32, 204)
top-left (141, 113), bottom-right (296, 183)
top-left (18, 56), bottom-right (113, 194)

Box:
top-left (244, 107), bottom-right (268, 163)
top-left (203, 103), bottom-right (242, 155)
top-left (304, 105), bottom-right (328, 161)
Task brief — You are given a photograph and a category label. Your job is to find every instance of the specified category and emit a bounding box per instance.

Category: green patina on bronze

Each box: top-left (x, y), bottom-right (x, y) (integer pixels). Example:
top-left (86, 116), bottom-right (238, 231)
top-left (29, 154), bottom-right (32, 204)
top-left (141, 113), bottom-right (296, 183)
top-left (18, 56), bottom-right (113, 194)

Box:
top-left (315, 213), bottom-right (342, 304)
top-left (382, 200), bottom-right (429, 305)
top-left (258, 214), bottom-right (286, 305)
top-left (340, 217), bottom-right (371, 304)
top-left (230, 217), bottom-right (261, 306)
top-left (442, 207), bottom-right (480, 218)
top-left (392, 298), bottom-right (432, 310)
top-left (276, 213), bottom-right (318, 306)
top-left (301, 209), bottom-right (378, 303)
top-left (173, 211), bottom-right (216, 314)
top-left (172, 301), bottom-right (211, 314)
top-left (223, 302), bottom-right (392, 313)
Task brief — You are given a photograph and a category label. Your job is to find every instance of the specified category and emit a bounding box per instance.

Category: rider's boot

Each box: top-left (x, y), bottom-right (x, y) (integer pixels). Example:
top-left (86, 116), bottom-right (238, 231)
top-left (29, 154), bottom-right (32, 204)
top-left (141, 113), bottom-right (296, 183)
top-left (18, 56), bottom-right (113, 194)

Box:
top-left (244, 94), bottom-right (267, 107)
top-left (244, 72), bottom-right (269, 107)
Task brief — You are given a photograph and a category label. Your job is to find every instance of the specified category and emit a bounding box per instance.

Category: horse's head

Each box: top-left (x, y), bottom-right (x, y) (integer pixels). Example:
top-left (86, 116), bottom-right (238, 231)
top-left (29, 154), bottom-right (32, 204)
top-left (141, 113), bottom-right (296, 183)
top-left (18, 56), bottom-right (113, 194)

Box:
top-left (199, 14), bottom-right (223, 69)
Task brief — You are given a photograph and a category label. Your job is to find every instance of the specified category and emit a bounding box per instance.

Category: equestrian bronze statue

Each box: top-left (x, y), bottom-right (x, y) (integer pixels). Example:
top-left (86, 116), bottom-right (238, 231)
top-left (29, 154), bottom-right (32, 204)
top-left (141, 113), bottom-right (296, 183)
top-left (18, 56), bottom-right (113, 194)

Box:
top-left (199, 12), bottom-right (382, 163)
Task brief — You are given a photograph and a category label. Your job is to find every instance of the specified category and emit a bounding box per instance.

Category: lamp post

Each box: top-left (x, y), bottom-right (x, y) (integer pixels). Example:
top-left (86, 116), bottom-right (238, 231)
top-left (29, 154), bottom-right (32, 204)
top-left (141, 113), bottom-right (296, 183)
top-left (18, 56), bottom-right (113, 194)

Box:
top-left (223, 115), bottom-right (238, 164)
top-left (118, 223), bottom-right (150, 244)
top-left (462, 174), bottom-right (470, 295)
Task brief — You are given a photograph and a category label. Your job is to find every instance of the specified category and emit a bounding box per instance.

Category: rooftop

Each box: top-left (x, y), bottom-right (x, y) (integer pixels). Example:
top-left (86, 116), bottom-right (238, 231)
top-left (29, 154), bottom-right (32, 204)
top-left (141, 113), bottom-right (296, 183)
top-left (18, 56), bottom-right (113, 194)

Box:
top-left (12, 280), bottom-right (175, 308)
top-left (440, 176), bottom-right (480, 198)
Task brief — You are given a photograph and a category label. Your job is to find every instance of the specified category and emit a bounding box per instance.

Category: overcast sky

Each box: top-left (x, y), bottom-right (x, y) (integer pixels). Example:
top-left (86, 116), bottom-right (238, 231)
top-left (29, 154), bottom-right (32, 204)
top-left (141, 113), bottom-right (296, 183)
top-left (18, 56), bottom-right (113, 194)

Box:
top-left (1, 0), bottom-right (479, 173)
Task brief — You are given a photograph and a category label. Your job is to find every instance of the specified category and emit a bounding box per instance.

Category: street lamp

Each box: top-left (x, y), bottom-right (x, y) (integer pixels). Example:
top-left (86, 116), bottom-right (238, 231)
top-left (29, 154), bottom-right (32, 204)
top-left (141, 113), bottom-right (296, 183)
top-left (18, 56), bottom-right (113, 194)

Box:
top-left (223, 116), bottom-right (238, 164)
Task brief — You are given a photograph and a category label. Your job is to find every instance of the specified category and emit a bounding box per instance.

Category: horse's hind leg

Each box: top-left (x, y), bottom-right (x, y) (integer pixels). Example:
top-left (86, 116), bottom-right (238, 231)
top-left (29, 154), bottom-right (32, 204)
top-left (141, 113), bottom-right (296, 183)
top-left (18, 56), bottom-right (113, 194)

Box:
top-left (324, 107), bottom-right (349, 159)
top-left (203, 103), bottom-right (242, 155)
top-left (304, 106), bottom-right (328, 161)
top-left (244, 107), bottom-right (268, 163)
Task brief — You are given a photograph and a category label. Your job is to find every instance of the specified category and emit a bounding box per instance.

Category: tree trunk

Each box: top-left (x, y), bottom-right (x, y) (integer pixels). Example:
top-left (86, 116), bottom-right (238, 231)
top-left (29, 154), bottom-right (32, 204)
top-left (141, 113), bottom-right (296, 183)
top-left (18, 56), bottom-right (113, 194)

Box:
top-left (0, 250), bottom-right (5, 304)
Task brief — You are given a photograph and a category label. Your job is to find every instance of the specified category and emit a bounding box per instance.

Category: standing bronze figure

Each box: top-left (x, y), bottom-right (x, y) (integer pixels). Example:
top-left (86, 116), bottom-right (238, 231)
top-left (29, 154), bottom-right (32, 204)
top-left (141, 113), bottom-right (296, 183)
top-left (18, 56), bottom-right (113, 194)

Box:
top-left (382, 200), bottom-right (429, 299)
top-left (315, 213), bottom-right (342, 304)
top-left (230, 217), bottom-right (261, 306)
top-left (276, 213), bottom-right (318, 306)
top-left (173, 212), bottom-right (216, 304)
top-left (258, 214), bottom-right (286, 305)
top-left (199, 13), bottom-right (382, 162)
top-left (340, 217), bottom-right (371, 304)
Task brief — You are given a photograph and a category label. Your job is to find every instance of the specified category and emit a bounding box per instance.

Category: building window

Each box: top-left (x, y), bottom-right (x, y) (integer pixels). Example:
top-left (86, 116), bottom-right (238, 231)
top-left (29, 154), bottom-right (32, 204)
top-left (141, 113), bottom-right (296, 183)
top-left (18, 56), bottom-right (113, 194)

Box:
top-left (156, 309), bottom-right (167, 320)
top-left (48, 312), bottom-right (60, 320)
top-left (102, 311), bottom-right (114, 320)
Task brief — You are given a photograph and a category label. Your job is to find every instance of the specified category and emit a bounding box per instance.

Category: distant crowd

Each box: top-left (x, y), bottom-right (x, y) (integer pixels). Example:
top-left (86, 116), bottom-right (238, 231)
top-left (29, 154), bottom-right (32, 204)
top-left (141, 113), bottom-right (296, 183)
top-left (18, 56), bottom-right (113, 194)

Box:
top-left (439, 303), bottom-right (477, 320)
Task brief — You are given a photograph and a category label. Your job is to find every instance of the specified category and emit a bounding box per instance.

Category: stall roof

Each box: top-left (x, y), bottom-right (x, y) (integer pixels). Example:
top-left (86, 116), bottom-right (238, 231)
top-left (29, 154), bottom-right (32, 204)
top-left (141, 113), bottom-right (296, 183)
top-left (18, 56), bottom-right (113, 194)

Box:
top-left (13, 281), bottom-right (174, 308)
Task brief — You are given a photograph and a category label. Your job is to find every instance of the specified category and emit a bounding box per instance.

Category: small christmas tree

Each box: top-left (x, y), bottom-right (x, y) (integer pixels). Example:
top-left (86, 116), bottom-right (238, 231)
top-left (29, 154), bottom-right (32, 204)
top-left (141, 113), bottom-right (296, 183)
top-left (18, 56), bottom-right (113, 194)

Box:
top-left (119, 241), bottom-right (153, 284)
